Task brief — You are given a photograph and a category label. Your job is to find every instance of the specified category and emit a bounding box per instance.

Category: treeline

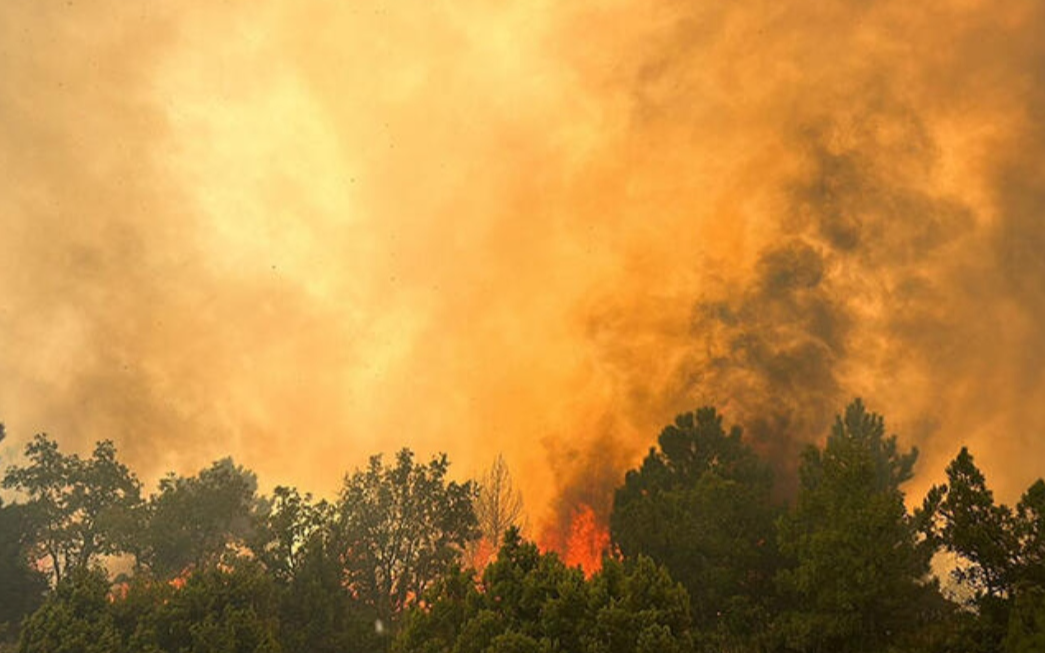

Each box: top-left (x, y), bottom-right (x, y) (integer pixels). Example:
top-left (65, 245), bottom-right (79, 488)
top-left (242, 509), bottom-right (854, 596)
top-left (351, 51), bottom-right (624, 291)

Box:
top-left (0, 400), bottom-right (1043, 652)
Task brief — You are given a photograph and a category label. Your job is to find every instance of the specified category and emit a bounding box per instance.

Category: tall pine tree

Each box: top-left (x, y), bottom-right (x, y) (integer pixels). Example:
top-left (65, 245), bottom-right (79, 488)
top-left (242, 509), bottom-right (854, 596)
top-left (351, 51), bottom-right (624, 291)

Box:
top-left (776, 399), bottom-right (939, 652)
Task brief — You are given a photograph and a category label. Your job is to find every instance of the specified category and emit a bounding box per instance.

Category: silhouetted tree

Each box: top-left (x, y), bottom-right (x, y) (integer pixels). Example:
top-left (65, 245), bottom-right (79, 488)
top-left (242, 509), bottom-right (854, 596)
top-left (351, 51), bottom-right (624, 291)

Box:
top-left (250, 485), bottom-right (333, 584)
top-left (611, 407), bottom-right (779, 646)
top-left (251, 485), bottom-right (381, 653)
top-left (775, 399), bottom-right (939, 653)
top-left (922, 447), bottom-right (1017, 600)
top-left (923, 449), bottom-right (1045, 652)
top-left (1004, 499), bottom-right (1045, 652)
top-left (1013, 479), bottom-right (1045, 589)
top-left (140, 457), bottom-right (260, 577)
top-left (395, 528), bottom-right (695, 653)
top-left (466, 454), bottom-right (526, 570)
top-left (336, 449), bottom-right (479, 631)
top-left (0, 500), bottom-right (48, 645)
top-left (3, 434), bottom-right (141, 585)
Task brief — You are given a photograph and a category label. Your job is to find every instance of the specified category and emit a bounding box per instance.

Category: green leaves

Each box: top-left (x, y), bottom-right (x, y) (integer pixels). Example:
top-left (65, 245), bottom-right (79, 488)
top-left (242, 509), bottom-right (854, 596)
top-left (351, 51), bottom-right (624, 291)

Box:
top-left (16, 568), bottom-right (122, 653)
top-left (0, 500), bottom-right (48, 643)
top-left (395, 529), bottom-right (694, 653)
top-left (8, 407), bottom-right (1045, 653)
top-left (924, 447), bottom-right (1017, 602)
top-left (250, 485), bottom-right (332, 585)
top-left (918, 448), bottom-right (1045, 651)
top-left (140, 457), bottom-right (260, 578)
top-left (3, 434), bottom-right (142, 584)
top-left (336, 449), bottom-right (479, 625)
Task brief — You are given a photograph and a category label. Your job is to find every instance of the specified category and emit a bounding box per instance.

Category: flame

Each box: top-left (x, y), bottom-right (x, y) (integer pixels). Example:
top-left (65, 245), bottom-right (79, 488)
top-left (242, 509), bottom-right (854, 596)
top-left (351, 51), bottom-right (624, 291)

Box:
top-left (540, 503), bottom-right (609, 577)
top-left (4, 0), bottom-right (1045, 542)
top-left (169, 567), bottom-right (192, 589)
top-left (465, 537), bottom-right (496, 573)
top-left (109, 581), bottom-right (130, 603)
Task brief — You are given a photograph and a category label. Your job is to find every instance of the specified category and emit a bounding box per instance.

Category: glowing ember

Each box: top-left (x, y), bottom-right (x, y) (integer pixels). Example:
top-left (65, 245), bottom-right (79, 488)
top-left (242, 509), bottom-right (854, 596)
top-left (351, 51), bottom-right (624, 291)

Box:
top-left (169, 569), bottom-right (191, 589)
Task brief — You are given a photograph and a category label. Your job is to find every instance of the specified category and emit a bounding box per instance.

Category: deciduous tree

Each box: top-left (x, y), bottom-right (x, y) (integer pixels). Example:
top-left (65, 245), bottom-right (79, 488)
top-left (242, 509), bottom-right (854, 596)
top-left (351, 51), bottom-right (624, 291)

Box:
top-left (140, 457), bottom-right (260, 577)
top-left (466, 454), bottom-right (526, 570)
top-left (0, 500), bottom-right (48, 645)
top-left (3, 434), bottom-right (141, 584)
top-left (336, 449), bottom-right (478, 628)
top-left (250, 485), bottom-right (332, 584)
top-left (16, 568), bottom-right (122, 653)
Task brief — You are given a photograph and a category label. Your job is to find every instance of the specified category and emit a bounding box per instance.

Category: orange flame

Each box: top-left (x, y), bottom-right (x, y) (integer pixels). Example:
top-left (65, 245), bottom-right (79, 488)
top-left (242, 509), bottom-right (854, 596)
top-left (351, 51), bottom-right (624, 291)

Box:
top-left (540, 503), bottom-right (609, 577)
top-left (169, 567), bottom-right (192, 589)
top-left (466, 537), bottom-right (496, 573)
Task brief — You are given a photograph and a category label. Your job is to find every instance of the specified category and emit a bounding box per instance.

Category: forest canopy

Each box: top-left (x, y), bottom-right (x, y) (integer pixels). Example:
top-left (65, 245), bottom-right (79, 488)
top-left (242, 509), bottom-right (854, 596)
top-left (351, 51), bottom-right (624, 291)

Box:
top-left (1, 400), bottom-right (1043, 653)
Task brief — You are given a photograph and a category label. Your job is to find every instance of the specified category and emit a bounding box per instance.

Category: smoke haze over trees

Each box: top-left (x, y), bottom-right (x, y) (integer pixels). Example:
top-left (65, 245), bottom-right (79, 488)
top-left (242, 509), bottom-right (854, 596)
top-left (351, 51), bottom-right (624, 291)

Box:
top-left (2, 0), bottom-right (1045, 543)
top-left (3, 400), bottom-right (1045, 652)
top-left (1, 0), bottom-right (1044, 650)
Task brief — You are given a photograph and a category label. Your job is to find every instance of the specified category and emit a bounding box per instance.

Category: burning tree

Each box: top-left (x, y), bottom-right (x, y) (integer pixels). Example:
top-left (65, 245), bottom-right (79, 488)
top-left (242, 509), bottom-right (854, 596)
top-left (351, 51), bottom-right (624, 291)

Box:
top-left (395, 528), bottom-right (695, 653)
top-left (465, 453), bottom-right (526, 570)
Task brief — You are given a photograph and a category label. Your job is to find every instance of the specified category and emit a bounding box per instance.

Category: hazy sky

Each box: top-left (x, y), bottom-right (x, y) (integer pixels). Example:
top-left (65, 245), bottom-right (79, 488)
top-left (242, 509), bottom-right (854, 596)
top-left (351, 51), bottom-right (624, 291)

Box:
top-left (2, 0), bottom-right (1044, 534)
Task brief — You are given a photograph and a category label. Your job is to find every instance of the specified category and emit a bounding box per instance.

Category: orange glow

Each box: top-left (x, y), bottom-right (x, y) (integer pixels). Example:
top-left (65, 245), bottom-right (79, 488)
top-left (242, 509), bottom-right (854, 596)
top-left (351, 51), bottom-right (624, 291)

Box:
top-left (466, 537), bottom-right (496, 573)
top-left (169, 569), bottom-right (190, 589)
top-left (109, 581), bottom-right (130, 602)
top-left (1, 0), bottom-right (1044, 540)
top-left (540, 503), bottom-right (609, 577)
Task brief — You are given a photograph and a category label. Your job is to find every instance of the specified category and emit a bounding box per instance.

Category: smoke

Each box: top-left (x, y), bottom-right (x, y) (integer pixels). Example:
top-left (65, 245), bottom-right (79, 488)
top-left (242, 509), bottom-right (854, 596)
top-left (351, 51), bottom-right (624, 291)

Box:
top-left (1, 0), bottom-right (1044, 540)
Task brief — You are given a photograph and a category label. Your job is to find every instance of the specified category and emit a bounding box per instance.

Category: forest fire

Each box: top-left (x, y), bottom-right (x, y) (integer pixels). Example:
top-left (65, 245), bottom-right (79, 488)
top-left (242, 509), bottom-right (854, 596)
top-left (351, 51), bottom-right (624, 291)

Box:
top-left (539, 503), bottom-right (610, 577)
top-left (4, 0), bottom-right (1045, 650)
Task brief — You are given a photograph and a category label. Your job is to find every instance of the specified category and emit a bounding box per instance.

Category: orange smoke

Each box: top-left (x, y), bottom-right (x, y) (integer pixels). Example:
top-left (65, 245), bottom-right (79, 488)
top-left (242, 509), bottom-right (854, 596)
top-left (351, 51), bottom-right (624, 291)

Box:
top-left (539, 503), bottom-right (610, 577)
top-left (2, 0), bottom-right (1045, 550)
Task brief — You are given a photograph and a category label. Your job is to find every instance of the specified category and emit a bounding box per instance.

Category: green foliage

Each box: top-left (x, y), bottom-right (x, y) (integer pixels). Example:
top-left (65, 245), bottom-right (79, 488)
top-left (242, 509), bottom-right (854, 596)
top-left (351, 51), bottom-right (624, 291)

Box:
top-left (485, 631), bottom-right (544, 653)
top-left (922, 447), bottom-right (1017, 601)
top-left (395, 529), bottom-right (695, 653)
top-left (1005, 584), bottom-right (1045, 653)
top-left (3, 434), bottom-right (141, 584)
top-left (141, 457), bottom-right (260, 577)
top-left (17, 568), bottom-right (121, 653)
top-left (135, 559), bottom-right (282, 653)
top-left (7, 410), bottom-right (1045, 653)
top-left (610, 407), bottom-right (779, 643)
top-left (336, 449), bottom-right (479, 626)
top-left (1013, 479), bottom-right (1045, 588)
top-left (268, 490), bottom-right (384, 653)
top-left (921, 450), bottom-right (1045, 652)
top-left (583, 556), bottom-right (694, 653)
top-left (775, 399), bottom-right (938, 653)
top-left (250, 485), bottom-right (333, 584)
top-left (0, 500), bottom-right (48, 644)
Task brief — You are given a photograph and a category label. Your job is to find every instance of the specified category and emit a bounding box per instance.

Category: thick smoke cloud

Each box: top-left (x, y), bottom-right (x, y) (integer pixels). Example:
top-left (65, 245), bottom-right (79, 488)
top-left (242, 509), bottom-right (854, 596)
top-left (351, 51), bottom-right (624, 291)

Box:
top-left (1, 0), bottom-right (1044, 536)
